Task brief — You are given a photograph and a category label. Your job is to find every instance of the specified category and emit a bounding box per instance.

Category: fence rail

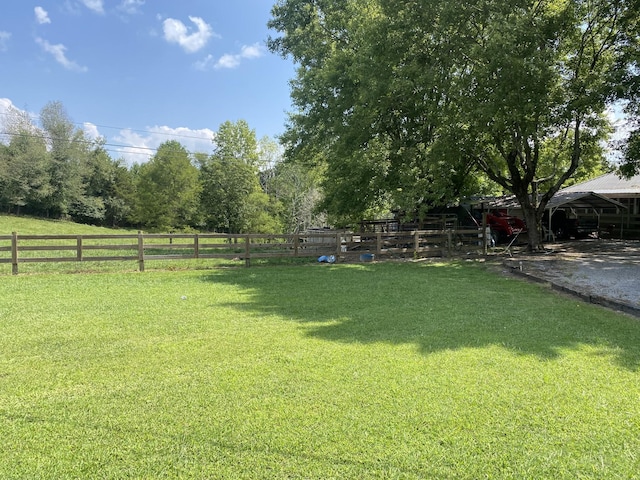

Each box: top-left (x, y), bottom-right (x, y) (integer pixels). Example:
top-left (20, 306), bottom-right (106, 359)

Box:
top-left (0, 229), bottom-right (490, 275)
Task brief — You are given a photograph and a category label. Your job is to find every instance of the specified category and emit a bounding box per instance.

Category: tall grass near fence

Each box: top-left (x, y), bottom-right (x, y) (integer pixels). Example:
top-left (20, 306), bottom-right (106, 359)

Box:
top-left (1, 262), bottom-right (639, 478)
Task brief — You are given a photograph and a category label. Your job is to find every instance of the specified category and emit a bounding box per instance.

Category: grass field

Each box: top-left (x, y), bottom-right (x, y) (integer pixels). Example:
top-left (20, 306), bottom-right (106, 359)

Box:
top-left (1, 250), bottom-right (640, 478)
top-left (1, 215), bottom-right (639, 477)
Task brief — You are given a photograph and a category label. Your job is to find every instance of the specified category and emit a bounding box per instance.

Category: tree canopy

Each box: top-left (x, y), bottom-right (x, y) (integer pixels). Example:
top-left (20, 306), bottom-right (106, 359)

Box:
top-left (1, 102), bottom-right (314, 234)
top-left (133, 140), bottom-right (202, 231)
top-left (269, 0), bottom-right (640, 249)
top-left (200, 120), bottom-right (283, 234)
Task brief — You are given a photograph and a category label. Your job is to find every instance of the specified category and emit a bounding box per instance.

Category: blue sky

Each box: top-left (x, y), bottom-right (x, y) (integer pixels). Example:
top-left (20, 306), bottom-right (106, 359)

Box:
top-left (0, 0), bottom-right (296, 164)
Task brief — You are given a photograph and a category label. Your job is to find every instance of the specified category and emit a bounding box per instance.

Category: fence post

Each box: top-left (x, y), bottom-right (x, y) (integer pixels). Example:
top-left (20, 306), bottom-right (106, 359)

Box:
top-left (11, 232), bottom-right (18, 275)
top-left (245, 235), bottom-right (251, 267)
top-left (294, 234), bottom-right (299, 257)
top-left (414, 231), bottom-right (419, 258)
top-left (194, 234), bottom-right (200, 259)
top-left (482, 212), bottom-right (488, 255)
top-left (138, 231), bottom-right (145, 272)
top-left (77, 235), bottom-right (83, 262)
top-left (447, 230), bottom-right (452, 258)
top-left (336, 232), bottom-right (342, 258)
top-left (377, 232), bottom-right (382, 256)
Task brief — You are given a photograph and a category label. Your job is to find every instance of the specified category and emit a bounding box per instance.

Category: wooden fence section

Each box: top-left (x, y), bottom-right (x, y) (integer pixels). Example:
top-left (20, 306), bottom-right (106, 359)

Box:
top-left (0, 229), bottom-right (489, 275)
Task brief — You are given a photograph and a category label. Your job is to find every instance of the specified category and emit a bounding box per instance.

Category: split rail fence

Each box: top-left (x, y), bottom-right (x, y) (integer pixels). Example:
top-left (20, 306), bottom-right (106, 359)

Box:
top-left (0, 229), bottom-right (490, 275)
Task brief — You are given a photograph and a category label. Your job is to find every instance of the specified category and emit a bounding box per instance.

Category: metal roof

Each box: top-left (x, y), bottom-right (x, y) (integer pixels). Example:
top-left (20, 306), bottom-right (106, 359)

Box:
top-left (486, 192), bottom-right (626, 211)
top-left (561, 173), bottom-right (640, 195)
top-left (546, 191), bottom-right (626, 211)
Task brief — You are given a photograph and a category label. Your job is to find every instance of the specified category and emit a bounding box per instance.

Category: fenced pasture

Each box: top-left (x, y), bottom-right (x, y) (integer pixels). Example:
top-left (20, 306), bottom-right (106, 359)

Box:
top-left (0, 228), bottom-right (488, 274)
top-left (1, 263), bottom-right (639, 478)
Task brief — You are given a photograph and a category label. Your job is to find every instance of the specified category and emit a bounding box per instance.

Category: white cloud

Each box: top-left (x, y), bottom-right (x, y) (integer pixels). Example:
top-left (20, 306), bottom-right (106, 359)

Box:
top-left (118, 0), bottom-right (145, 15)
top-left (0, 31), bottom-right (11, 52)
top-left (239, 43), bottom-right (264, 60)
top-left (163, 16), bottom-right (216, 54)
top-left (194, 54), bottom-right (216, 71)
top-left (215, 53), bottom-right (241, 70)
top-left (212, 42), bottom-right (266, 70)
top-left (79, 0), bottom-right (104, 14)
top-left (35, 7), bottom-right (51, 25)
top-left (36, 37), bottom-right (88, 73)
top-left (114, 126), bottom-right (215, 165)
top-left (195, 43), bottom-right (266, 71)
top-left (83, 122), bottom-right (101, 140)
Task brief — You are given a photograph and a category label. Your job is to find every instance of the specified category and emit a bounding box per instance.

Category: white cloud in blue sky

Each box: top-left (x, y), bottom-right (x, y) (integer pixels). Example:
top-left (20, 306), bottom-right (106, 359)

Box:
top-left (113, 126), bottom-right (215, 163)
top-left (0, 31), bottom-right (10, 51)
top-left (35, 37), bottom-right (88, 72)
top-left (79, 0), bottom-right (105, 14)
top-left (117, 0), bottom-right (145, 15)
top-left (2, 1), bottom-right (295, 164)
top-left (162, 16), bottom-right (216, 54)
top-left (195, 43), bottom-right (266, 71)
top-left (34, 7), bottom-right (51, 25)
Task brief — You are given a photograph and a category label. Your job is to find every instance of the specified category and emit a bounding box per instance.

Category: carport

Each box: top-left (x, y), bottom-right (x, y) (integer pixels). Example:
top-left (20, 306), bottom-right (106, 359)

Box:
top-left (545, 191), bottom-right (627, 239)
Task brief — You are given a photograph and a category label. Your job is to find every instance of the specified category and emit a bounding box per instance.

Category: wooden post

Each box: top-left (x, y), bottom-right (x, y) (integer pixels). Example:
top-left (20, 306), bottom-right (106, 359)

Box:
top-left (336, 232), bottom-right (342, 258)
top-left (245, 235), bottom-right (251, 267)
top-left (414, 231), bottom-right (419, 258)
top-left (377, 232), bottom-right (382, 256)
top-left (194, 234), bottom-right (200, 259)
top-left (447, 230), bottom-right (452, 258)
top-left (11, 232), bottom-right (18, 275)
top-left (77, 236), bottom-right (83, 262)
top-left (482, 212), bottom-right (488, 255)
top-left (138, 231), bottom-right (145, 272)
top-left (294, 234), bottom-right (299, 257)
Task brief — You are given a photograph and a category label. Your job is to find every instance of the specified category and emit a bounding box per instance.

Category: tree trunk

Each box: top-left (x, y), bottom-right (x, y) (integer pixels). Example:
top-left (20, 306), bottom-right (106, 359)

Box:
top-left (520, 203), bottom-right (544, 252)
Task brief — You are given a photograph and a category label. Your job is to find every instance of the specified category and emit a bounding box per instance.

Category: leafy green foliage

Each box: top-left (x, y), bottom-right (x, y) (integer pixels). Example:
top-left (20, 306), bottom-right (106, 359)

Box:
top-left (269, 0), bottom-right (639, 249)
top-left (133, 140), bottom-right (202, 231)
top-left (200, 121), bottom-right (283, 234)
top-left (1, 102), bottom-right (315, 234)
top-left (0, 127), bottom-right (51, 214)
top-left (0, 101), bottom-right (140, 227)
top-left (265, 161), bottom-right (326, 232)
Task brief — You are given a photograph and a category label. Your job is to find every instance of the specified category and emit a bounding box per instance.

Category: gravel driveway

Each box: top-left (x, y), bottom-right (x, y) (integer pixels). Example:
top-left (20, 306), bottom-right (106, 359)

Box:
top-left (502, 239), bottom-right (640, 316)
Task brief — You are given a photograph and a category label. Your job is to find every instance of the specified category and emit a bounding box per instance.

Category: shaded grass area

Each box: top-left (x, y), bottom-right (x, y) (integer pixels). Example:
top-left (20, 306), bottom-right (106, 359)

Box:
top-left (1, 262), bottom-right (639, 478)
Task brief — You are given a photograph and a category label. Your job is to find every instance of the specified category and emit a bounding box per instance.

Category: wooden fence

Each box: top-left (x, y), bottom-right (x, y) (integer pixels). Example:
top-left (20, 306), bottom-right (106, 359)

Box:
top-left (0, 229), bottom-right (489, 275)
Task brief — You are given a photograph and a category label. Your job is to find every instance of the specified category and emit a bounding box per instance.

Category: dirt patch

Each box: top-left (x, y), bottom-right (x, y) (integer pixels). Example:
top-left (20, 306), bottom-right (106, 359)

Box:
top-left (500, 239), bottom-right (640, 315)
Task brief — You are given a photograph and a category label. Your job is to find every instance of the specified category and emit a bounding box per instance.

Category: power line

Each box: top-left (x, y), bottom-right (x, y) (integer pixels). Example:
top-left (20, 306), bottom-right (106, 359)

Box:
top-left (0, 111), bottom-right (216, 142)
top-left (0, 131), bottom-right (213, 160)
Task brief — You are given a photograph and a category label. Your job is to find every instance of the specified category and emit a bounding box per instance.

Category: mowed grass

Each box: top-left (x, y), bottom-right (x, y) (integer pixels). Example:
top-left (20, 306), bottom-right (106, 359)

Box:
top-left (1, 260), bottom-right (639, 479)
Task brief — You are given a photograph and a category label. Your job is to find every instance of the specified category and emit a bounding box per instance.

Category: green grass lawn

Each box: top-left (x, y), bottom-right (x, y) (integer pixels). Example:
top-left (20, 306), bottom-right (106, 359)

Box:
top-left (1, 261), bottom-right (639, 479)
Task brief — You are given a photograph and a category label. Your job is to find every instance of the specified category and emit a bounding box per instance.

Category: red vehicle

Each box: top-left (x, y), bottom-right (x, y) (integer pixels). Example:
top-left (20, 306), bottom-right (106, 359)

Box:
top-left (486, 211), bottom-right (526, 244)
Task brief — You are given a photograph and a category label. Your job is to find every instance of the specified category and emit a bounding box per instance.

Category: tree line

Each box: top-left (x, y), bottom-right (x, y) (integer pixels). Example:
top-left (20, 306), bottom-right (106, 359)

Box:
top-left (0, 101), bottom-right (325, 234)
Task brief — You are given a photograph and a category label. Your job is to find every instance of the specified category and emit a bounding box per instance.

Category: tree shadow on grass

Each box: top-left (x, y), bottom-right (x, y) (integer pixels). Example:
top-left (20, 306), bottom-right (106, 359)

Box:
top-left (201, 262), bottom-right (640, 370)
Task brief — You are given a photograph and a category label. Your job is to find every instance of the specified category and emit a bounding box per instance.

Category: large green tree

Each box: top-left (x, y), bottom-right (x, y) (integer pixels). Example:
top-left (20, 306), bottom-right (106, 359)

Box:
top-left (134, 140), bottom-right (202, 231)
top-left (84, 147), bottom-right (135, 227)
top-left (200, 121), bottom-right (281, 234)
top-left (0, 107), bottom-right (51, 214)
top-left (266, 161), bottom-right (325, 232)
top-left (39, 101), bottom-right (92, 219)
top-left (269, 0), bottom-right (639, 249)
